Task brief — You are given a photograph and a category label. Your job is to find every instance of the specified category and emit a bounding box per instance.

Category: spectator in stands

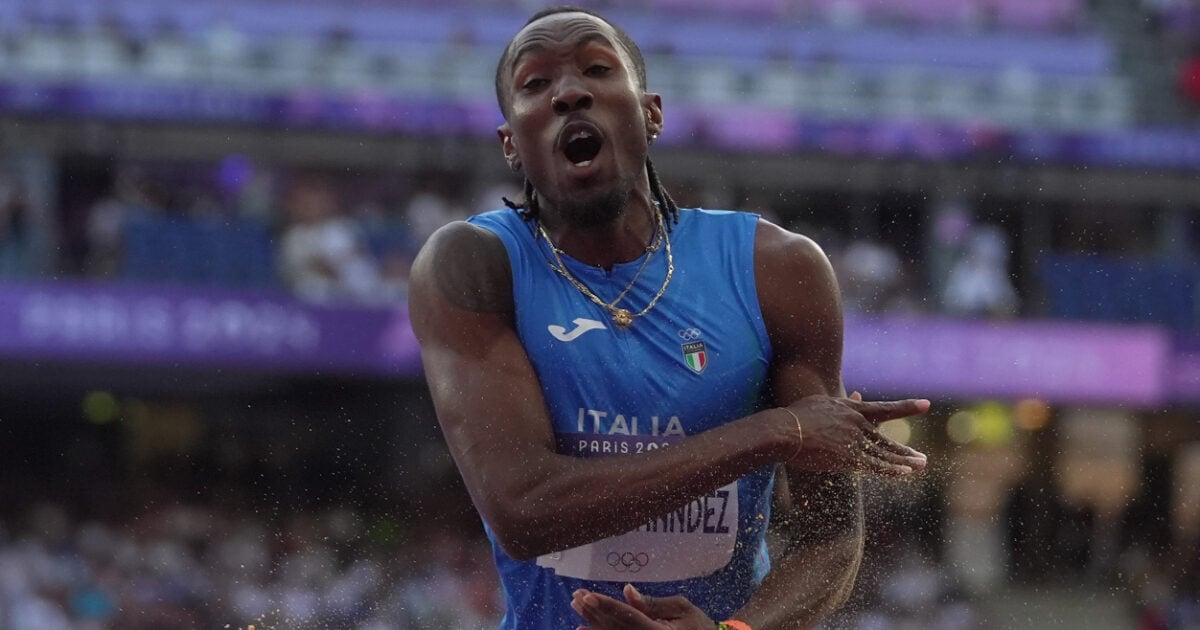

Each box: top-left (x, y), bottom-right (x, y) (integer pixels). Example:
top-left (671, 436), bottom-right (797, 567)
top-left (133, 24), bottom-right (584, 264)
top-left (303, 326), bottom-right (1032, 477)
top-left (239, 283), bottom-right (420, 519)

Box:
top-left (1180, 47), bottom-right (1200, 116)
top-left (941, 223), bottom-right (1019, 317)
top-left (82, 166), bottom-right (162, 279)
top-left (278, 176), bottom-right (389, 304)
top-left (0, 499), bottom-right (502, 630)
top-left (353, 197), bottom-right (413, 301)
top-left (0, 171), bottom-right (31, 277)
top-left (404, 188), bottom-right (460, 250)
top-left (836, 238), bottom-right (922, 314)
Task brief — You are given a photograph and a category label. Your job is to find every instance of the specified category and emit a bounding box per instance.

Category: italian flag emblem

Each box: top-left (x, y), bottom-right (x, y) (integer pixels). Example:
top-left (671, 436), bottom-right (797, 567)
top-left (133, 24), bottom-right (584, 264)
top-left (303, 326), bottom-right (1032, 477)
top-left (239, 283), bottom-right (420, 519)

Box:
top-left (682, 341), bottom-right (708, 373)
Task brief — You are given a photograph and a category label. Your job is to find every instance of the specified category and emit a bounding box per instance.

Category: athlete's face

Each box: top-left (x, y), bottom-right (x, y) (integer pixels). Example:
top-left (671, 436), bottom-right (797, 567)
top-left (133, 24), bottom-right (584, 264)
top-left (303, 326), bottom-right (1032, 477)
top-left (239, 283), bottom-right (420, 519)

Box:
top-left (497, 13), bottom-right (663, 229)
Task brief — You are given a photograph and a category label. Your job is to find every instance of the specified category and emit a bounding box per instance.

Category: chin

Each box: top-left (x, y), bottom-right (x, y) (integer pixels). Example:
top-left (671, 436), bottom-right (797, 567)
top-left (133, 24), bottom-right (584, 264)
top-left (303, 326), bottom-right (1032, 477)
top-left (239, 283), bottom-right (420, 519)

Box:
top-left (556, 186), bottom-right (631, 229)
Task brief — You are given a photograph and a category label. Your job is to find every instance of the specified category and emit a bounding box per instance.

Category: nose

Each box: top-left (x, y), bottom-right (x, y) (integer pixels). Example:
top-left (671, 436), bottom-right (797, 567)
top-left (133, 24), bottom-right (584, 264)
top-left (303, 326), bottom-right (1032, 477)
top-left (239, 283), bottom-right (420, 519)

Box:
top-left (551, 78), bottom-right (593, 114)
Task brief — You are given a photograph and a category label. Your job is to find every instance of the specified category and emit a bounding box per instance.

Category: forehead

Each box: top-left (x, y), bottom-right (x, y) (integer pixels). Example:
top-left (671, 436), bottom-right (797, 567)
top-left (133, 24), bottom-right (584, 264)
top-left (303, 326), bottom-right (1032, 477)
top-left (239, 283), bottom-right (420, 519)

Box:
top-left (508, 12), bottom-right (625, 69)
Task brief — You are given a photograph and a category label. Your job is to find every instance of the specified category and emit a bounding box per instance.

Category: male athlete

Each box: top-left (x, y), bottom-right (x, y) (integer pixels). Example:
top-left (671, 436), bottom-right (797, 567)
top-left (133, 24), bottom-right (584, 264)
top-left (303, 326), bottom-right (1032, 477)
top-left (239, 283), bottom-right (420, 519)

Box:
top-left (408, 6), bottom-right (929, 629)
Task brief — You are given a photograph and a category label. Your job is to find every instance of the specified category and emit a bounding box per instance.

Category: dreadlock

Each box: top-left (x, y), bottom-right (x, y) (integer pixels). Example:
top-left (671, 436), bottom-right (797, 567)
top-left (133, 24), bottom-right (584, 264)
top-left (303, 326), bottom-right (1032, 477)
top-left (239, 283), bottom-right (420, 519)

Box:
top-left (645, 156), bottom-right (680, 228)
top-left (501, 156), bottom-right (680, 232)
top-left (501, 177), bottom-right (538, 222)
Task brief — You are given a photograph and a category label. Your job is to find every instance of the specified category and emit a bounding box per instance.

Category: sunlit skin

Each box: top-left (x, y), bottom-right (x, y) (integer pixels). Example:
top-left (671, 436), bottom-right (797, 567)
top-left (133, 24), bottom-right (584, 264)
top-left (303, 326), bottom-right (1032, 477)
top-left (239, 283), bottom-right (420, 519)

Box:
top-left (408, 9), bottom-right (930, 630)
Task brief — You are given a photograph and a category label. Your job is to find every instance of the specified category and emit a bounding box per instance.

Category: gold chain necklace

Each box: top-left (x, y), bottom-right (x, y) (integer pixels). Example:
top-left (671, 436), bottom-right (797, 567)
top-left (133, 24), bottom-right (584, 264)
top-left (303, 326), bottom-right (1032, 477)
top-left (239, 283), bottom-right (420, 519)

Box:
top-left (537, 211), bottom-right (674, 329)
top-left (542, 215), bottom-right (661, 309)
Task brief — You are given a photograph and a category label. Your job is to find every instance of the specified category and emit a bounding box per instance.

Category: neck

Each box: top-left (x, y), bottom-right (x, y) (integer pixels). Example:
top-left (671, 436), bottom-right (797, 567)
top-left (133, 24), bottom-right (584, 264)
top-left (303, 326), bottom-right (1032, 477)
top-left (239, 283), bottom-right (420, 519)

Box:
top-left (541, 192), bottom-right (658, 269)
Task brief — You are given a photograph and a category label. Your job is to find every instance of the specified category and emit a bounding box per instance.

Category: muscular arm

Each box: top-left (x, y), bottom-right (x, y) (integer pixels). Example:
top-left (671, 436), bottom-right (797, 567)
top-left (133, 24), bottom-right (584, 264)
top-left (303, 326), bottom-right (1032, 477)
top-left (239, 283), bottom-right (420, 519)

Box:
top-left (409, 220), bottom-right (801, 560)
top-left (734, 220), bottom-right (864, 629)
top-left (555, 219), bottom-right (926, 630)
top-left (753, 471), bottom-right (864, 627)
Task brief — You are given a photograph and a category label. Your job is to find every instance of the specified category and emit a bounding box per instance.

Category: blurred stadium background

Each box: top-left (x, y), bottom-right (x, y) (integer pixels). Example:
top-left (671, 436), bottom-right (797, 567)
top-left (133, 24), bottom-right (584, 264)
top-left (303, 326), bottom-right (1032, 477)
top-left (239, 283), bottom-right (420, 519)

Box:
top-left (0, 0), bottom-right (1198, 627)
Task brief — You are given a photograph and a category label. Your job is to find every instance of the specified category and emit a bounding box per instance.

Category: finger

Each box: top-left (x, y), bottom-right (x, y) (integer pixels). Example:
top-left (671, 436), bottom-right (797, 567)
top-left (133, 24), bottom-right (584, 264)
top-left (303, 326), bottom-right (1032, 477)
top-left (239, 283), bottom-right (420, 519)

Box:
top-left (850, 398), bottom-right (930, 420)
top-left (863, 432), bottom-right (928, 469)
top-left (572, 590), bottom-right (608, 624)
top-left (624, 583), bottom-right (667, 615)
top-left (575, 595), bottom-right (619, 627)
top-left (849, 398), bottom-right (930, 423)
top-left (578, 591), bottom-right (661, 628)
top-left (622, 585), bottom-right (700, 623)
top-left (853, 442), bottom-right (918, 477)
top-left (623, 583), bottom-right (649, 614)
top-left (860, 455), bottom-right (917, 477)
top-left (861, 440), bottom-right (923, 474)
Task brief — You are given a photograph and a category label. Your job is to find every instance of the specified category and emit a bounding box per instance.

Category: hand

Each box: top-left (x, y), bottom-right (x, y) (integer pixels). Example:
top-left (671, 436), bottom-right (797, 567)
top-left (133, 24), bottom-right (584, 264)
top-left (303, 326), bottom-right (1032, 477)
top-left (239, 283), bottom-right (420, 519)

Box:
top-left (784, 391), bottom-right (929, 477)
top-left (571, 584), bottom-right (715, 630)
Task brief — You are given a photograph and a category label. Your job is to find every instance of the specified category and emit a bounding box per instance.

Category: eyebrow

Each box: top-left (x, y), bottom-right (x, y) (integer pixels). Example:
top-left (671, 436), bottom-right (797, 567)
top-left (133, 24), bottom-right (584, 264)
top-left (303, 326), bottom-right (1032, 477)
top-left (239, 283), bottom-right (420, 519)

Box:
top-left (509, 32), bottom-right (617, 74)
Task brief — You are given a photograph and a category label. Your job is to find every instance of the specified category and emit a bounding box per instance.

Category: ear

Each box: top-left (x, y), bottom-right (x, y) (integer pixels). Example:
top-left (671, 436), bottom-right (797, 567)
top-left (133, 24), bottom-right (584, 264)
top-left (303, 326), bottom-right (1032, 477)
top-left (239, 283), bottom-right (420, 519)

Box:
top-left (642, 93), bottom-right (664, 140)
top-left (497, 122), bottom-right (521, 172)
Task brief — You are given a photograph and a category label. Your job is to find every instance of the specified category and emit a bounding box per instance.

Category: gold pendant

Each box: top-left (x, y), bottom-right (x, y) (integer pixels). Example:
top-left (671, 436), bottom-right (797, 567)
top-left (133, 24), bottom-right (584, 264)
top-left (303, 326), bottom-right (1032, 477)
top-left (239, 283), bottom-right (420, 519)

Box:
top-left (611, 308), bottom-right (633, 329)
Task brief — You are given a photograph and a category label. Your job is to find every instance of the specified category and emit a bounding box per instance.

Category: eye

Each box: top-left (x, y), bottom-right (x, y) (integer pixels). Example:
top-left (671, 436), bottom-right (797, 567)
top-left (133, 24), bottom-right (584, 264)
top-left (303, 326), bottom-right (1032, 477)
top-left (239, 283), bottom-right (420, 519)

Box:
top-left (585, 64), bottom-right (611, 77)
top-left (521, 77), bottom-right (549, 92)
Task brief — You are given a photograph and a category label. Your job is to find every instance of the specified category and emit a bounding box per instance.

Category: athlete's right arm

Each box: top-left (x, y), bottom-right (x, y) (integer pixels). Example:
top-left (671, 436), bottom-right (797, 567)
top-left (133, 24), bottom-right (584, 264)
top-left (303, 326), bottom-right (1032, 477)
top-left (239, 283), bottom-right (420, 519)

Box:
top-left (408, 220), bottom-right (800, 560)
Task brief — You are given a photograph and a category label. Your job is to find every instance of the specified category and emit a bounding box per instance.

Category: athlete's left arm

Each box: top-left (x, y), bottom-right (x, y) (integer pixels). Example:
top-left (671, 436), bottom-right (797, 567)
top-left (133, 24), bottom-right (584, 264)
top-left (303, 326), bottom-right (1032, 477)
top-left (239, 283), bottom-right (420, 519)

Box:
top-left (732, 218), bottom-right (864, 628)
top-left (570, 220), bottom-right (914, 630)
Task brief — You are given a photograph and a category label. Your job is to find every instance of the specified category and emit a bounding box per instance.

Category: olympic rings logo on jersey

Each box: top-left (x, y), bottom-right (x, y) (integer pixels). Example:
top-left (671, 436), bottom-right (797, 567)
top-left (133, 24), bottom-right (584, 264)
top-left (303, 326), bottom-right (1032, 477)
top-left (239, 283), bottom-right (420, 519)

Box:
top-left (677, 328), bottom-right (702, 341)
top-left (606, 551), bottom-right (650, 573)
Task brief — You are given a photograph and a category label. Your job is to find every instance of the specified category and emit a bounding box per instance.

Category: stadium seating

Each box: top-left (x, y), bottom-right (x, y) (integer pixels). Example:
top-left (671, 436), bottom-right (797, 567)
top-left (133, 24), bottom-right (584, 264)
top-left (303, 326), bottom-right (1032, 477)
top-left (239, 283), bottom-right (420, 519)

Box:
top-left (0, 0), bottom-right (1130, 131)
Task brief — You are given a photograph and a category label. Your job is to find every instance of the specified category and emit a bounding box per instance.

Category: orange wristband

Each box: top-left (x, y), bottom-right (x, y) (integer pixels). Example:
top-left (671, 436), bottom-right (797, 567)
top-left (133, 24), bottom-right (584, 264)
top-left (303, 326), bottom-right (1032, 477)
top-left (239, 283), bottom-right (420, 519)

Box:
top-left (717, 622), bottom-right (753, 630)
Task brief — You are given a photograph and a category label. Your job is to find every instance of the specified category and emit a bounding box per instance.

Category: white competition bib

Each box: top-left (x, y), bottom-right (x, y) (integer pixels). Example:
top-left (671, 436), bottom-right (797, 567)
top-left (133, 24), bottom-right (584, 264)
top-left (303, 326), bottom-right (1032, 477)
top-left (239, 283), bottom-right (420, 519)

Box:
top-left (536, 481), bottom-right (738, 582)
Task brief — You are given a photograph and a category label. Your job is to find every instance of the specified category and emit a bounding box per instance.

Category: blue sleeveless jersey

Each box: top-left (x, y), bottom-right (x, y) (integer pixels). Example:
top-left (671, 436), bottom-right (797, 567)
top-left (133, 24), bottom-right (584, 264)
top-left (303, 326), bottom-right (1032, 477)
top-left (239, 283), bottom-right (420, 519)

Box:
top-left (467, 208), bottom-right (775, 629)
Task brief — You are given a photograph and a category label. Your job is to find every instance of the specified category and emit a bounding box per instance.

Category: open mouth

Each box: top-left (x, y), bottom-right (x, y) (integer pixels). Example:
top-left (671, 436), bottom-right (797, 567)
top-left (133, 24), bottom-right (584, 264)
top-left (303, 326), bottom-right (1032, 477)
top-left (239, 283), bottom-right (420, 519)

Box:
top-left (558, 121), bottom-right (604, 167)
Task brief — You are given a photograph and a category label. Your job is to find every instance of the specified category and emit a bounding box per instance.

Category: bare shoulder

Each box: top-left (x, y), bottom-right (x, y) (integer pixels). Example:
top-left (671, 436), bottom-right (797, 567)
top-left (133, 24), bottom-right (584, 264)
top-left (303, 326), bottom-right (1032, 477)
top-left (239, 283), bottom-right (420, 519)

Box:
top-left (753, 218), bottom-right (839, 301)
top-left (409, 219), bottom-right (513, 318)
top-left (753, 217), bottom-right (844, 365)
